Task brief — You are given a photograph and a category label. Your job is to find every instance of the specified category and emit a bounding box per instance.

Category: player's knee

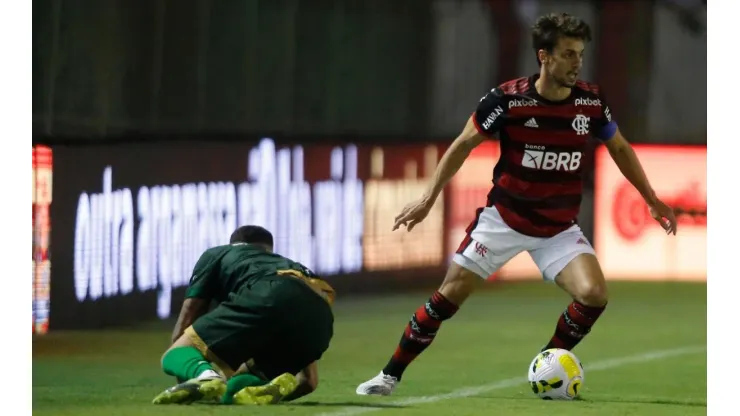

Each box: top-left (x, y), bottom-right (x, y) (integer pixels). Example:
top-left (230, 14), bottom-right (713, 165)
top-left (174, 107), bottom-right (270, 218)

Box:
top-left (160, 339), bottom-right (189, 368)
top-left (438, 264), bottom-right (482, 306)
top-left (160, 350), bottom-right (171, 368)
top-left (575, 280), bottom-right (608, 307)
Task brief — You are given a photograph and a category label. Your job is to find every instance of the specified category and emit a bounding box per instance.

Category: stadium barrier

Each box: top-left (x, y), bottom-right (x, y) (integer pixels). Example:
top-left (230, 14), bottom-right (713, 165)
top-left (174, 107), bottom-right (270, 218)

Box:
top-left (32, 145), bottom-right (52, 335)
top-left (43, 138), bottom-right (452, 329)
top-left (35, 139), bottom-right (706, 331)
top-left (594, 144), bottom-right (707, 281)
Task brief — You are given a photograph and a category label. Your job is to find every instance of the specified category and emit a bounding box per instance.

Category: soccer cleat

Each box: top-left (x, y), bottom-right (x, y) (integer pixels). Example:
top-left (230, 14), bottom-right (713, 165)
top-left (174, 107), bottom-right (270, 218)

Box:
top-left (152, 377), bottom-right (225, 405)
top-left (232, 372), bottom-right (298, 405)
top-left (198, 378), bottom-right (228, 401)
top-left (355, 371), bottom-right (399, 396)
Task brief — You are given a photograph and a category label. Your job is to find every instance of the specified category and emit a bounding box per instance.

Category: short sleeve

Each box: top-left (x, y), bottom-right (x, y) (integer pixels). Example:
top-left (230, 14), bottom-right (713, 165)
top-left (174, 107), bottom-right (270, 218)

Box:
top-left (472, 88), bottom-right (508, 137)
top-left (294, 262), bottom-right (319, 279)
top-left (592, 94), bottom-right (618, 141)
top-left (185, 250), bottom-right (219, 299)
top-left (294, 262), bottom-right (336, 305)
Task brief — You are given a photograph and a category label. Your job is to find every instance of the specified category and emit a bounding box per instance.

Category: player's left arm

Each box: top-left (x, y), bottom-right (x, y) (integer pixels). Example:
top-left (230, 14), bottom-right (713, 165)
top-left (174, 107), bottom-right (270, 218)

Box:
top-left (596, 102), bottom-right (677, 235)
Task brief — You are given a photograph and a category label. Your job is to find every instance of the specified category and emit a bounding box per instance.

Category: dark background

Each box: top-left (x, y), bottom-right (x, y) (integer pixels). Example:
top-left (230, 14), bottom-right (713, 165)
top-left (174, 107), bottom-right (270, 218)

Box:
top-left (33, 0), bottom-right (706, 330)
top-left (49, 138), bottom-right (450, 329)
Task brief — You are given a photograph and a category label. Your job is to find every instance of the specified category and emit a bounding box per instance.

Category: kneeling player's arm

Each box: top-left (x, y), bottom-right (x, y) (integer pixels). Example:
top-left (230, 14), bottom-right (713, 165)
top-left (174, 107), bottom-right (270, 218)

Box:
top-left (281, 361), bottom-right (320, 402)
top-left (171, 297), bottom-right (210, 344)
top-left (171, 251), bottom-right (219, 343)
top-left (603, 129), bottom-right (658, 205)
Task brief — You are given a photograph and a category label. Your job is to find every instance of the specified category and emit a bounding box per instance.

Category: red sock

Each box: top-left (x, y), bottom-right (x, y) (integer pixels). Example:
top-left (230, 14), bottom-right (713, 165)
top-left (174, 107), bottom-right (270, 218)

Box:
top-left (382, 291), bottom-right (459, 380)
top-left (544, 301), bottom-right (606, 351)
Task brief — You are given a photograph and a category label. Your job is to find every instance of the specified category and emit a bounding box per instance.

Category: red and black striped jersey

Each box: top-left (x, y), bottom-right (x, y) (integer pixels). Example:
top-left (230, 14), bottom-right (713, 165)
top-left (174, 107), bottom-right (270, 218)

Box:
top-left (471, 74), bottom-right (617, 238)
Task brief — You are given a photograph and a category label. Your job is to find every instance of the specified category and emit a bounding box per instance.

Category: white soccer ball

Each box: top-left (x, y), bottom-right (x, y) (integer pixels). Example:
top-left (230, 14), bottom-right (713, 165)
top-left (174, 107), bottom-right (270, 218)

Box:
top-left (527, 348), bottom-right (585, 400)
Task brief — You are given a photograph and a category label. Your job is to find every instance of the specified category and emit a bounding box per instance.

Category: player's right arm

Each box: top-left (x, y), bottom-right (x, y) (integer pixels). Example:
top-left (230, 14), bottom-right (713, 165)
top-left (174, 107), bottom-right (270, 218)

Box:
top-left (393, 88), bottom-right (506, 231)
top-left (171, 299), bottom-right (210, 345)
top-left (170, 250), bottom-right (219, 344)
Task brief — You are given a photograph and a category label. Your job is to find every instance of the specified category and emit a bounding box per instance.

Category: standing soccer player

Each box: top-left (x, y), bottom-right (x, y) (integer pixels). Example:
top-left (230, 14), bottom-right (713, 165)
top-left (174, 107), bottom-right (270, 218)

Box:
top-left (356, 13), bottom-right (677, 396)
top-left (152, 225), bottom-right (336, 405)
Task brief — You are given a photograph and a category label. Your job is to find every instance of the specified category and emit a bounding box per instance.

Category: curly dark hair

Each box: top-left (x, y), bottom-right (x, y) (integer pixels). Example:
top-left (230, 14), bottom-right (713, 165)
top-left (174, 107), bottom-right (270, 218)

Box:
top-left (230, 225), bottom-right (273, 247)
top-left (531, 13), bottom-right (592, 65)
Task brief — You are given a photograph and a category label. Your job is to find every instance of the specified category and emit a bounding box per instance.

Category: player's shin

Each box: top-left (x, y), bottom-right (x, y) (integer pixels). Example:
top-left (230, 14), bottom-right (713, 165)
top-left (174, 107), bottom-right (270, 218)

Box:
top-left (162, 346), bottom-right (221, 381)
top-left (382, 290), bottom-right (459, 380)
top-left (543, 301), bottom-right (607, 351)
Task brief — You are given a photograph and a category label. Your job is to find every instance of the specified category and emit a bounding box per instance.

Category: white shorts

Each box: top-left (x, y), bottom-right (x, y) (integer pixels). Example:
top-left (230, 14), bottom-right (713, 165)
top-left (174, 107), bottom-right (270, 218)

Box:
top-left (453, 206), bottom-right (596, 281)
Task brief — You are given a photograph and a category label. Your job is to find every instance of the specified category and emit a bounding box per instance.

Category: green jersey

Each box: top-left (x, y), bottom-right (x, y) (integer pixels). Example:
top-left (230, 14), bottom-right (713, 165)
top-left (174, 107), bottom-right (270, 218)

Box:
top-left (185, 243), bottom-right (335, 305)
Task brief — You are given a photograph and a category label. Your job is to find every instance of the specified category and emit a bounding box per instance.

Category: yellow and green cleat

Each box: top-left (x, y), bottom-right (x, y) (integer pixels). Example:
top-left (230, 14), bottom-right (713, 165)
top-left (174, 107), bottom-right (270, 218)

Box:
top-left (152, 377), bottom-right (226, 405)
top-left (232, 372), bottom-right (298, 405)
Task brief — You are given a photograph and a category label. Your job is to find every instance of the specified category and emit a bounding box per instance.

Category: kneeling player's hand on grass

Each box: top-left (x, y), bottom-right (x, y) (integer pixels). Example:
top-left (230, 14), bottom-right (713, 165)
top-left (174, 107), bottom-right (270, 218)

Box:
top-left (648, 199), bottom-right (677, 235)
top-left (393, 195), bottom-right (434, 232)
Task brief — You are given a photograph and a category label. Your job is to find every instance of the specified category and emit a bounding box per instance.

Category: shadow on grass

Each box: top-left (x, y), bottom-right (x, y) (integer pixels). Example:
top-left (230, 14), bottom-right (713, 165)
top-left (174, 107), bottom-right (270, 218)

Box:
top-left (289, 401), bottom-right (406, 409)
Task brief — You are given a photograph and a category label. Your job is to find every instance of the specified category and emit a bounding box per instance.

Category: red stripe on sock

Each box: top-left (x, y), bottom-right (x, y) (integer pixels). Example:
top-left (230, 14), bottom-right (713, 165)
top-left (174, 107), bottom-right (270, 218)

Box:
top-left (415, 305), bottom-right (442, 329)
top-left (391, 347), bottom-right (417, 364)
top-left (550, 337), bottom-right (568, 349)
top-left (568, 302), bottom-right (605, 327)
top-left (391, 326), bottom-right (424, 364)
top-left (431, 291), bottom-right (459, 315)
top-left (556, 316), bottom-right (572, 333)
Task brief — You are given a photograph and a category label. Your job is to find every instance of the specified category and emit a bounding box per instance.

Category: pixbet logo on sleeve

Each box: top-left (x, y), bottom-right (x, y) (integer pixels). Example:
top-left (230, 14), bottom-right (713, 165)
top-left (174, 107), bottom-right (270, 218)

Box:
top-left (509, 99), bottom-right (538, 109)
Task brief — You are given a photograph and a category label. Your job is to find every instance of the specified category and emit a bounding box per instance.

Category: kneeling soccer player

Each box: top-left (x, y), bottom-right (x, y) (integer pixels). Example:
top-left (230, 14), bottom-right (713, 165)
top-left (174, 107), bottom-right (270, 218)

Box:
top-left (152, 225), bottom-right (336, 405)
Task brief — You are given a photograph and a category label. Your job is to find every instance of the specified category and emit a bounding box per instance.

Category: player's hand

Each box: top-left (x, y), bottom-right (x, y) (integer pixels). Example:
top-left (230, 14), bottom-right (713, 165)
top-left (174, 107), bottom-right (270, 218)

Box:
top-left (648, 199), bottom-right (677, 235)
top-left (393, 195), bottom-right (434, 232)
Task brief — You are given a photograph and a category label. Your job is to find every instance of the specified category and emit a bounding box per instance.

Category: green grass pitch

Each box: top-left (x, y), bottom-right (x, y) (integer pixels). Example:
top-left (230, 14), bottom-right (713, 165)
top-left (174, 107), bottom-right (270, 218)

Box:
top-left (33, 281), bottom-right (706, 416)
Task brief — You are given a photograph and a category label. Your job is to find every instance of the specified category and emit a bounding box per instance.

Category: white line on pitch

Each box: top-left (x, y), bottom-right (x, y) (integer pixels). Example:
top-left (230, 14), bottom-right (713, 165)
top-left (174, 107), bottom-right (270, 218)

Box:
top-left (315, 345), bottom-right (706, 416)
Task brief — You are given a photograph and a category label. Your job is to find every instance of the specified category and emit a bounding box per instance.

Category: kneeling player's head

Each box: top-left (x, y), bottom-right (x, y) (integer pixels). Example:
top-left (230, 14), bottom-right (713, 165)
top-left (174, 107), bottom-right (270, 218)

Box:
top-left (230, 225), bottom-right (274, 252)
top-left (532, 13), bottom-right (592, 88)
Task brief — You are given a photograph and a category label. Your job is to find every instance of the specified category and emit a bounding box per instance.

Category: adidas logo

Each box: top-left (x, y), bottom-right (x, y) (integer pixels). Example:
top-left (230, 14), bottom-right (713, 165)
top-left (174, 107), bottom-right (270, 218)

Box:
top-left (524, 118), bottom-right (538, 128)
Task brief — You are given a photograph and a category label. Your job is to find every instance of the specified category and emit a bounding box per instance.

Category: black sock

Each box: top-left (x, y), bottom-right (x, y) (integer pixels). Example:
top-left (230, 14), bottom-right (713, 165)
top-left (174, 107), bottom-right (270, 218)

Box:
top-left (382, 291), bottom-right (459, 380)
top-left (543, 301), bottom-right (606, 351)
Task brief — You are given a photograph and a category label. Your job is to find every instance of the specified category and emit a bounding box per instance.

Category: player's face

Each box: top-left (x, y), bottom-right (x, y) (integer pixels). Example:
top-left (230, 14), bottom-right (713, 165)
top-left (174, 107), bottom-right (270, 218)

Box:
top-left (543, 37), bottom-right (585, 88)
